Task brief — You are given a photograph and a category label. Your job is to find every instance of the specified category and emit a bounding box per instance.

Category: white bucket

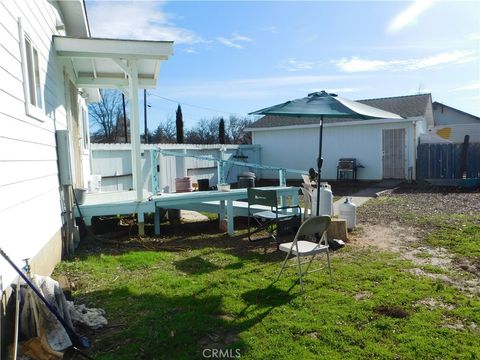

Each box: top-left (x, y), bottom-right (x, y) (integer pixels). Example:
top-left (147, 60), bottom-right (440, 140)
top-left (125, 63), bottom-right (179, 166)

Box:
top-left (88, 175), bottom-right (102, 193)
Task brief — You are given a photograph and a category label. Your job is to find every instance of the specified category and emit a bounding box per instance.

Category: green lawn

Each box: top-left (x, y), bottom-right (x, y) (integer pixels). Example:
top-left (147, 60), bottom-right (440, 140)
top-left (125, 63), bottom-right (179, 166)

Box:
top-left (56, 222), bottom-right (480, 359)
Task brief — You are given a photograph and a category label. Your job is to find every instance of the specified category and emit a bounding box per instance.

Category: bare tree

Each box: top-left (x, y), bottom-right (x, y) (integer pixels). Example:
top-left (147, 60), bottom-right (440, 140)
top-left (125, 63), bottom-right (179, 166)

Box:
top-left (151, 117), bottom-right (176, 143)
top-left (88, 89), bottom-right (126, 143)
top-left (184, 116), bottom-right (253, 144)
top-left (226, 115), bottom-right (253, 144)
top-left (185, 117), bottom-right (220, 144)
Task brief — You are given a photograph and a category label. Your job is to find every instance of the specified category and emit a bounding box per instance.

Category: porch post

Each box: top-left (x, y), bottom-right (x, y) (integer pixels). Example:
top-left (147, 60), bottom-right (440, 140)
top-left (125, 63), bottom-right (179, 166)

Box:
top-left (128, 60), bottom-right (143, 202)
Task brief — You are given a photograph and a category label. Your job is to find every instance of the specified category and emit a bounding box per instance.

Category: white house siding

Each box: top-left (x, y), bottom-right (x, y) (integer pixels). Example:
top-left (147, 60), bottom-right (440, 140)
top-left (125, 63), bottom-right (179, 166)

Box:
top-left (0, 0), bottom-right (86, 284)
top-left (433, 104), bottom-right (480, 126)
top-left (253, 121), bottom-right (417, 181)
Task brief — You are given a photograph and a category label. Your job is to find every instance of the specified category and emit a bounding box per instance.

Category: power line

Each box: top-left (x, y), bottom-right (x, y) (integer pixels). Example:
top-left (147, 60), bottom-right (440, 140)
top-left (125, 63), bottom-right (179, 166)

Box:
top-left (148, 91), bottom-right (245, 116)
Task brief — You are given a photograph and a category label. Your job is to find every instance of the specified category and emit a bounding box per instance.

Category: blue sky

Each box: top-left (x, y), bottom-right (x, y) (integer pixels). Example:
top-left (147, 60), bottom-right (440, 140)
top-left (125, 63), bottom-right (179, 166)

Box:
top-left (86, 0), bottom-right (480, 130)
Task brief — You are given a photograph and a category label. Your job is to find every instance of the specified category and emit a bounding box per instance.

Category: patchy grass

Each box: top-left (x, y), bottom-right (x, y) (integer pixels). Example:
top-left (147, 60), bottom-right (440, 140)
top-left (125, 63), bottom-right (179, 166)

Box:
top-left (55, 229), bottom-right (480, 359)
top-left (358, 191), bottom-right (480, 260)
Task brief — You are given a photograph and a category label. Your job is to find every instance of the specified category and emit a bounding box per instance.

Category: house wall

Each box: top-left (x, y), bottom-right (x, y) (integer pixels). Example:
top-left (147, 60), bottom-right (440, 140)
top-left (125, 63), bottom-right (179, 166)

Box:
top-left (0, 0), bottom-right (87, 285)
top-left (252, 120), bottom-right (417, 181)
top-left (433, 103), bottom-right (480, 126)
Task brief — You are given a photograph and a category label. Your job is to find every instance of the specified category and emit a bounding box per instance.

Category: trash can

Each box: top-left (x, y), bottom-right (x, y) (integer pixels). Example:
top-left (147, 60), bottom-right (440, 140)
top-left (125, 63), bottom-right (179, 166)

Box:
top-left (237, 171), bottom-right (255, 188)
top-left (198, 179), bottom-right (209, 191)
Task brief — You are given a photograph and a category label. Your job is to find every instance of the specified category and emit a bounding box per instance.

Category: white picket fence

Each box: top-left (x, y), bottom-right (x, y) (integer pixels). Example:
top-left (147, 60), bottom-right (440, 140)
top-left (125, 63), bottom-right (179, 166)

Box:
top-left (90, 143), bottom-right (262, 192)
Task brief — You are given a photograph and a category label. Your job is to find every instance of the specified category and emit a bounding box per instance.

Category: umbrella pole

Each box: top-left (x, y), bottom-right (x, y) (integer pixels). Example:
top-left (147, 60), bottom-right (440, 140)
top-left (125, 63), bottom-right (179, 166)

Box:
top-left (316, 115), bottom-right (324, 216)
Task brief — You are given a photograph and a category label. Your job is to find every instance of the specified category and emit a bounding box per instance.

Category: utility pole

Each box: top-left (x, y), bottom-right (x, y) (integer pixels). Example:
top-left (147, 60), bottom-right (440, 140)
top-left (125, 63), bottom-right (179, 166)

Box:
top-left (122, 93), bottom-right (128, 143)
top-left (144, 89), bottom-right (148, 144)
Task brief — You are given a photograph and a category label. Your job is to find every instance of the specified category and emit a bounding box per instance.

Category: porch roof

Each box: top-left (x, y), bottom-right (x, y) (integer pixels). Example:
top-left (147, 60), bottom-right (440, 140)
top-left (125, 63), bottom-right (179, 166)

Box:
top-left (53, 36), bottom-right (174, 91)
top-left (53, 35), bottom-right (174, 203)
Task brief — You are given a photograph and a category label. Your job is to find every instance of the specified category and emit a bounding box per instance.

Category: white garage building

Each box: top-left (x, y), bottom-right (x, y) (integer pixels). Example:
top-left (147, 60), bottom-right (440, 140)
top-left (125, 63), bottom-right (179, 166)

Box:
top-left (247, 94), bottom-right (434, 181)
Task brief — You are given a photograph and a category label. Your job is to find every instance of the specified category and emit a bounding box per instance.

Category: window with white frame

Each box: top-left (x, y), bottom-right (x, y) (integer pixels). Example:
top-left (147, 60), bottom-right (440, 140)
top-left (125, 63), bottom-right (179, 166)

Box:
top-left (18, 18), bottom-right (45, 120)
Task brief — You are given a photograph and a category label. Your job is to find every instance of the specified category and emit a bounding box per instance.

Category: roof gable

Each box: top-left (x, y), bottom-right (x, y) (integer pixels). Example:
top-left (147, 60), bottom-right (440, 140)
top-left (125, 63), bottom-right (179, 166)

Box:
top-left (433, 101), bottom-right (480, 122)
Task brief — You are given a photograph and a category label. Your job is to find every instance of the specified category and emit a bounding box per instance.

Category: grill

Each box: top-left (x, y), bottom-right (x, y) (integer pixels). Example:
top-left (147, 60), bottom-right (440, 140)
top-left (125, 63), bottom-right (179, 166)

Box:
top-left (337, 158), bottom-right (360, 181)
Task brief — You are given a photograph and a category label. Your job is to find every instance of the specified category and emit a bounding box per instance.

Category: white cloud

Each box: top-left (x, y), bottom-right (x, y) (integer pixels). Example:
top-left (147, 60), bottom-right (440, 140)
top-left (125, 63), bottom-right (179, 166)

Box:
top-left (165, 75), bottom-right (352, 99)
top-left (217, 33), bottom-right (252, 49)
top-left (262, 26), bottom-right (278, 34)
top-left (387, 0), bottom-right (435, 34)
top-left (334, 50), bottom-right (477, 73)
top-left (451, 82), bottom-right (480, 92)
top-left (468, 32), bottom-right (480, 41)
top-left (278, 59), bottom-right (316, 72)
top-left (87, 1), bottom-right (203, 44)
top-left (324, 88), bottom-right (361, 94)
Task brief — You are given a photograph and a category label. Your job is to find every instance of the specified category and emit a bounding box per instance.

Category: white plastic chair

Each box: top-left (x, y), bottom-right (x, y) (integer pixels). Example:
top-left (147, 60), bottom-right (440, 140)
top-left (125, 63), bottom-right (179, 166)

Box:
top-left (276, 216), bottom-right (332, 293)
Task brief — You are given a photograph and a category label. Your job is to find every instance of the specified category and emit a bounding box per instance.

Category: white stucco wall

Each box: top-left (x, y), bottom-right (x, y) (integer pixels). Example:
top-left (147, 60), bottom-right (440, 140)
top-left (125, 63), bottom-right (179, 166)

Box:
top-left (252, 120), bottom-right (419, 181)
top-left (0, 0), bottom-right (87, 284)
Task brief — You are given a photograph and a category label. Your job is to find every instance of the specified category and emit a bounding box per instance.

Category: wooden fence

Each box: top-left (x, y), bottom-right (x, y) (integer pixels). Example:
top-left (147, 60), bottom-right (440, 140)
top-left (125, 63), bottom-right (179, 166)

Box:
top-left (416, 142), bottom-right (480, 180)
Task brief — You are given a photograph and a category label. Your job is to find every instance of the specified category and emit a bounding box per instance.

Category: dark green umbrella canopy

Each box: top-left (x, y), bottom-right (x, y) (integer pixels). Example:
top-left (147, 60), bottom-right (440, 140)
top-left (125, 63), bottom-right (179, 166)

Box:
top-left (249, 91), bottom-right (403, 216)
top-left (250, 91), bottom-right (403, 119)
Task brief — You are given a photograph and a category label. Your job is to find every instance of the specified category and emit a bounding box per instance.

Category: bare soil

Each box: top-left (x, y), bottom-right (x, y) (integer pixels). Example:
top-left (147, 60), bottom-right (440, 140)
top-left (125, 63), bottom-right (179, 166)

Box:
top-left (352, 186), bottom-right (480, 295)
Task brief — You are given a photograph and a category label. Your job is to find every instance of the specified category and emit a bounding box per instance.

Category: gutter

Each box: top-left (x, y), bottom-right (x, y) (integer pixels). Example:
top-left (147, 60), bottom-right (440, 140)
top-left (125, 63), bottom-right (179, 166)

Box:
top-left (246, 117), bottom-right (420, 132)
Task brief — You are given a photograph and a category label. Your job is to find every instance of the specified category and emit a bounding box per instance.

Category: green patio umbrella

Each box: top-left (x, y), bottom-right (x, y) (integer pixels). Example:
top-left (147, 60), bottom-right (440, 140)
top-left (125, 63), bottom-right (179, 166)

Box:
top-left (249, 91), bottom-right (403, 216)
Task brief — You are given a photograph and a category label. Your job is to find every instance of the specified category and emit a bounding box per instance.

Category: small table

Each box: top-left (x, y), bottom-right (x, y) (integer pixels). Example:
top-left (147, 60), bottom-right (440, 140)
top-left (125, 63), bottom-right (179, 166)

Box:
top-left (154, 186), bottom-right (299, 235)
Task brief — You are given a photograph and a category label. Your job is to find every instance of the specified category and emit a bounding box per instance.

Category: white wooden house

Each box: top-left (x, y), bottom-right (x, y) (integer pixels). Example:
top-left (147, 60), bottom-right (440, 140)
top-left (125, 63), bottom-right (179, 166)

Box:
top-left (247, 94), bottom-right (435, 181)
top-left (0, 0), bottom-right (173, 288)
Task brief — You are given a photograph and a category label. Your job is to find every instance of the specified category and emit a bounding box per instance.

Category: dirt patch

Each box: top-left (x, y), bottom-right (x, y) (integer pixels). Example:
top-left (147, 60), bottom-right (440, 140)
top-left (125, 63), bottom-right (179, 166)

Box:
top-left (374, 305), bottom-right (410, 319)
top-left (352, 223), bottom-right (480, 295)
top-left (413, 298), bottom-right (455, 311)
top-left (198, 330), bottom-right (238, 349)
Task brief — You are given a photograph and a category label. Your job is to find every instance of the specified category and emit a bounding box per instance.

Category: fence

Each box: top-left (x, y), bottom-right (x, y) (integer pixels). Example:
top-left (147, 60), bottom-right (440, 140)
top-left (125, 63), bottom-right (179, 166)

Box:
top-left (90, 143), bottom-right (261, 192)
top-left (416, 142), bottom-right (480, 180)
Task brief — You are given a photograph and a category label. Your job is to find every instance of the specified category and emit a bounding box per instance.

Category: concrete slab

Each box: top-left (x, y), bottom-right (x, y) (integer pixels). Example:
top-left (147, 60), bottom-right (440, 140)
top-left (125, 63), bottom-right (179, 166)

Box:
top-left (333, 180), bottom-right (402, 215)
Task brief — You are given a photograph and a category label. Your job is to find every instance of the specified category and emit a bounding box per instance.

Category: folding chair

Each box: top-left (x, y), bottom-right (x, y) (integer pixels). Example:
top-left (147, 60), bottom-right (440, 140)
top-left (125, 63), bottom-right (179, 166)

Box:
top-left (276, 216), bottom-right (332, 293)
top-left (247, 188), bottom-right (301, 249)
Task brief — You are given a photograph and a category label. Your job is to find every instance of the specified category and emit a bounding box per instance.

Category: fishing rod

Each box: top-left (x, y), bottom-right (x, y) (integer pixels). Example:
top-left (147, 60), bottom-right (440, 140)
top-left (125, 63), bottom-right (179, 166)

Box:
top-left (0, 248), bottom-right (94, 359)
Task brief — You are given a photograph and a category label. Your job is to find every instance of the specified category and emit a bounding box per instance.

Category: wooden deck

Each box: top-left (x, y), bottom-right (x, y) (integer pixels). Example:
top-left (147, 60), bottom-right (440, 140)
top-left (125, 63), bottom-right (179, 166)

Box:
top-left (76, 187), bottom-right (300, 235)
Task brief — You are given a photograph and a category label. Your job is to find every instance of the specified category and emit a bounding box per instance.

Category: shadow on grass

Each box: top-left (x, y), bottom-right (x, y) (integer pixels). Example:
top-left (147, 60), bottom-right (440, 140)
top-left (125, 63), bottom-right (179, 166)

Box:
top-left (82, 284), bottom-right (298, 359)
top-left (173, 256), bottom-right (221, 275)
top-left (77, 219), bottom-right (290, 265)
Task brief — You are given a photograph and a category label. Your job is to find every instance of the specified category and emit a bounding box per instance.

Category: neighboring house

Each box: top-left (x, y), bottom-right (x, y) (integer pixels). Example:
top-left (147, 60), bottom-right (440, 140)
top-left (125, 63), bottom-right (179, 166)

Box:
top-left (421, 101), bottom-right (480, 143)
top-left (247, 94), bottom-right (434, 181)
top-left (0, 0), bottom-right (173, 294)
top-left (432, 101), bottom-right (480, 126)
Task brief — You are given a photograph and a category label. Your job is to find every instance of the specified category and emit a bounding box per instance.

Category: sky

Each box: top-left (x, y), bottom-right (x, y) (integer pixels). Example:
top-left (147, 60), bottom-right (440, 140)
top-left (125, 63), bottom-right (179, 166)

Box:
top-left (85, 0), bottom-right (480, 130)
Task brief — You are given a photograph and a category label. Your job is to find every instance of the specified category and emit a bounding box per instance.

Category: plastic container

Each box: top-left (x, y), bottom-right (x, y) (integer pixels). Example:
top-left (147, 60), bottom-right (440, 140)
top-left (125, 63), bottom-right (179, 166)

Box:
top-left (311, 183), bottom-right (333, 216)
top-left (217, 183), bottom-right (231, 192)
top-left (237, 171), bottom-right (256, 188)
top-left (197, 179), bottom-right (210, 191)
top-left (175, 177), bottom-right (193, 193)
top-left (339, 197), bottom-right (357, 229)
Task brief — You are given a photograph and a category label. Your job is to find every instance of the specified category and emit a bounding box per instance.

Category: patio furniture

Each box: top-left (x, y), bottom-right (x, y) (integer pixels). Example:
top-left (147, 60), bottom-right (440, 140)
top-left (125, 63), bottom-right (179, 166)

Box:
top-left (276, 216), bottom-right (332, 294)
top-left (336, 158), bottom-right (364, 181)
top-left (247, 188), bottom-right (301, 248)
